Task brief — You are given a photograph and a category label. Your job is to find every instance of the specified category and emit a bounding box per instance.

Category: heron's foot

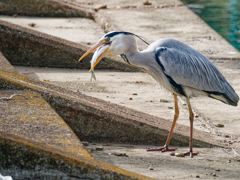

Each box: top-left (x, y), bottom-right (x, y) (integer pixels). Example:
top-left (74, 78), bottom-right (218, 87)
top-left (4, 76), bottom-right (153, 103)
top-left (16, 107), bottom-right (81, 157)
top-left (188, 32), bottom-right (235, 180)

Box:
top-left (184, 151), bottom-right (198, 158)
top-left (147, 147), bottom-right (176, 152)
top-left (170, 151), bottom-right (198, 158)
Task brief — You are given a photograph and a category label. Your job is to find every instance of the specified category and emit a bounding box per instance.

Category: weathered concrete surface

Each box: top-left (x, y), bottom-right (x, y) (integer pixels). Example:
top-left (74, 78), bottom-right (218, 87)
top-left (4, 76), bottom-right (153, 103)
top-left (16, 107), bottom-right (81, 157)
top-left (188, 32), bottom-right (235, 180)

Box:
top-left (0, 15), bottom-right (106, 46)
top-left (0, 51), bottom-right (18, 74)
top-left (0, 90), bottom-right (92, 160)
top-left (0, 0), bottom-right (94, 18)
top-left (0, 68), bottom-right (221, 148)
top-left (0, 132), bottom-right (155, 180)
top-left (0, 20), bottom-right (138, 72)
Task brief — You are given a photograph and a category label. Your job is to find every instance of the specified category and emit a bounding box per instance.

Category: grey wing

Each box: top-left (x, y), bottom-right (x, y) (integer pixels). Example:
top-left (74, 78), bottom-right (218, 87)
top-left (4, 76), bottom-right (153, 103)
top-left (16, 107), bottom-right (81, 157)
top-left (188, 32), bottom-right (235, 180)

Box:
top-left (156, 46), bottom-right (239, 105)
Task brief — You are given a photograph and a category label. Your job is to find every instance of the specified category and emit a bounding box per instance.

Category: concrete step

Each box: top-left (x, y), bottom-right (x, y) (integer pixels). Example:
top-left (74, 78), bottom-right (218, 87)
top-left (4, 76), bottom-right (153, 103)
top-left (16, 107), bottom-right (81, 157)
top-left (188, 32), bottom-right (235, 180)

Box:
top-left (0, 90), bottom-right (155, 180)
top-left (0, 68), bottom-right (221, 148)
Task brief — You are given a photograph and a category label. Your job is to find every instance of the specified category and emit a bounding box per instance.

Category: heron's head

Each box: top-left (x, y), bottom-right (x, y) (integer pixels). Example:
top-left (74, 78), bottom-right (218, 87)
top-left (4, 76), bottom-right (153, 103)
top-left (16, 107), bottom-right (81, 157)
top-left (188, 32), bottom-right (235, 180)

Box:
top-left (78, 31), bottom-right (138, 71)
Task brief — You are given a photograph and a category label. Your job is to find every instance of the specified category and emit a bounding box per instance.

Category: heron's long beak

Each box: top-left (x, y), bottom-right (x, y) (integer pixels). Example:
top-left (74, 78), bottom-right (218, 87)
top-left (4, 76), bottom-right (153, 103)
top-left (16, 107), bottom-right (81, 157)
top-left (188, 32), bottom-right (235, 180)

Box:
top-left (78, 39), bottom-right (110, 62)
top-left (78, 42), bottom-right (102, 62)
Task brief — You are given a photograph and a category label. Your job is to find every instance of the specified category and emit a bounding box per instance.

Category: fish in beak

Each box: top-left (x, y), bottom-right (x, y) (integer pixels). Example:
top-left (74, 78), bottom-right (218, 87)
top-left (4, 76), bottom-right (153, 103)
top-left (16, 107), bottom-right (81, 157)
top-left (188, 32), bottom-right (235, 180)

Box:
top-left (78, 38), bottom-right (111, 79)
top-left (90, 44), bottom-right (110, 81)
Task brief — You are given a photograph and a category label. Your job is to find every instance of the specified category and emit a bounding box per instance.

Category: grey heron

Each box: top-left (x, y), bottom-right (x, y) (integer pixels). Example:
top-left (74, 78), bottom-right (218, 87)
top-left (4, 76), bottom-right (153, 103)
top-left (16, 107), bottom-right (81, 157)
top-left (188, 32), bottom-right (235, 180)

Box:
top-left (79, 31), bottom-right (239, 157)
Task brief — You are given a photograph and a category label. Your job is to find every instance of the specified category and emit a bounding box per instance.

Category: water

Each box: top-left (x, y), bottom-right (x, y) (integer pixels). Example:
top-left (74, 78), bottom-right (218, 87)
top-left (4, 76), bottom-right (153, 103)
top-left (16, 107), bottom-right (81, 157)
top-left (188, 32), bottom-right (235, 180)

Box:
top-left (181, 0), bottom-right (240, 51)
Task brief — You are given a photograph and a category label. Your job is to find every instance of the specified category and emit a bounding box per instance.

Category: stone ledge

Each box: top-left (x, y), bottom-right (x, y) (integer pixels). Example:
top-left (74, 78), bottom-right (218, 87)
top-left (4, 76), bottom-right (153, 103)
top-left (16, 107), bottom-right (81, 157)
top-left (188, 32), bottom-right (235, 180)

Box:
top-left (0, 90), bottom-right (92, 160)
top-left (0, 68), bottom-right (222, 148)
top-left (0, 20), bottom-right (139, 72)
top-left (0, 131), bottom-right (155, 180)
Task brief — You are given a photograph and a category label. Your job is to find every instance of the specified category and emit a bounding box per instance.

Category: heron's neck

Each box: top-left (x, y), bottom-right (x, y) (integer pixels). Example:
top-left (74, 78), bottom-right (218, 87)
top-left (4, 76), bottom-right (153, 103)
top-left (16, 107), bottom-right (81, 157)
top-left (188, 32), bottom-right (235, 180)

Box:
top-left (122, 49), bottom-right (150, 69)
top-left (119, 41), bottom-right (139, 65)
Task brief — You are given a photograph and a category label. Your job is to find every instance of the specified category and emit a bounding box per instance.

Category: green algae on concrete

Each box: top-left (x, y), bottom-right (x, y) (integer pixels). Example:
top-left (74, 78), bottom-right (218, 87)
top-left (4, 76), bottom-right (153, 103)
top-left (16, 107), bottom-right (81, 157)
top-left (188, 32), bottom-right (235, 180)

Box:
top-left (0, 132), bottom-right (156, 180)
top-left (0, 0), bottom-right (94, 18)
top-left (0, 68), bottom-right (222, 148)
top-left (0, 19), bottom-right (139, 72)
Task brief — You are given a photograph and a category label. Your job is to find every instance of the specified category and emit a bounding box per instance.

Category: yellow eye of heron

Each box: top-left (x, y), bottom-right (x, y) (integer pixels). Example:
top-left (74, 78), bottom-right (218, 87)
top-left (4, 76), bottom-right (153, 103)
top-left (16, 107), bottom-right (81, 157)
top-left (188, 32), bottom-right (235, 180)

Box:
top-left (106, 37), bottom-right (110, 41)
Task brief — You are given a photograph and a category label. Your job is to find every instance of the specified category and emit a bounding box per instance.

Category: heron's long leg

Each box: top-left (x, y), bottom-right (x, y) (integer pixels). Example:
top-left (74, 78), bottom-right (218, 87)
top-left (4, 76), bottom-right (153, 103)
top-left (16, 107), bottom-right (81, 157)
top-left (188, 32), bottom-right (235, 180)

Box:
top-left (147, 94), bottom-right (179, 152)
top-left (183, 99), bottom-right (198, 157)
top-left (164, 94), bottom-right (179, 149)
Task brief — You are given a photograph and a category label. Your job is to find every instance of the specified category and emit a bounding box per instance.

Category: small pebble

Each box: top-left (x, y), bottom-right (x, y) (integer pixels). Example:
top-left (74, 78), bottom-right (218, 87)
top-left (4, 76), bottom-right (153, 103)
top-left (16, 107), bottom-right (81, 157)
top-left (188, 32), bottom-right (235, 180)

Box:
top-left (175, 153), bottom-right (185, 157)
top-left (143, 0), bottom-right (152, 5)
top-left (194, 114), bottom-right (199, 118)
top-left (94, 4), bottom-right (107, 11)
top-left (215, 169), bottom-right (220, 171)
top-left (168, 106), bottom-right (173, 109)
top-left (227, 159), bottom-right (231, 163)
top-left (13, 14), bottom-right (19, 17)
top-left (114, 152), bottom-right (128, 157)
top-left (90, 148), bottom-right (94, 152)
top-left (149, 167), bottom-right (154, 170)
top-left (28, 23), bottom-right (36, 27)
top-left (129, 97), bottom-right (133, 100)
top-left (224, 135), bottom-right (230, 138)
top-left (82, 141), bottom-right (89, 146)
top-left (211, 173), bottom-right (216, 177)
top-left (215, 124), bottom-right (224, 127)
top-left (95, 146), bottom-right (104, 151)
top-left (132, 93), bottom-right (138, 95)
top-left (160, 99), bottom-right (168, 103)
top-left (196, 174), bottom-right (200, 178)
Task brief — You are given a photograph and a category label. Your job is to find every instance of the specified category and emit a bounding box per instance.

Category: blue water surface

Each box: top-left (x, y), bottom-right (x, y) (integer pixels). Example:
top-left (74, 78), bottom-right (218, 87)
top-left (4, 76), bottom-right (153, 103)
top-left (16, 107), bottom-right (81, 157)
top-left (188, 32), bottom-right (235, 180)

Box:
top-left (181, 0), bottom-right (240, 51)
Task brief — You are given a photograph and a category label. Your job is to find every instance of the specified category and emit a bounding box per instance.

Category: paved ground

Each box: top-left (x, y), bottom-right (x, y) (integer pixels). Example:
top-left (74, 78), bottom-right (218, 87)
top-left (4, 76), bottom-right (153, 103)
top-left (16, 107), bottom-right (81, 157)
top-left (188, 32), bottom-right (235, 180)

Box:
top-left (1, 0), bottom-right (240, 179)
top-left (87, 143), bottom-right (240, 180)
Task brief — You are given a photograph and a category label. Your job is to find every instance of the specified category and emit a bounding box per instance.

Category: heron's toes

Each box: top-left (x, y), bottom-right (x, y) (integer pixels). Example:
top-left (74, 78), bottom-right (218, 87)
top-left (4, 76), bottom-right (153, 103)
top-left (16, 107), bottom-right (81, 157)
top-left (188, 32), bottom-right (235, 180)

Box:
top-left (184, 151), bottom-right (199, 158)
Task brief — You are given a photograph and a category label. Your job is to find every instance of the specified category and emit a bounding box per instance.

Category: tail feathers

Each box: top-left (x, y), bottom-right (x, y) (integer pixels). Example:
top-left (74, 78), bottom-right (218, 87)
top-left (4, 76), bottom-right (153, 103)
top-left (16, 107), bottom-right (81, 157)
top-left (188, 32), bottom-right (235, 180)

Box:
top-left (209, 92), bottom-right (239, 106)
